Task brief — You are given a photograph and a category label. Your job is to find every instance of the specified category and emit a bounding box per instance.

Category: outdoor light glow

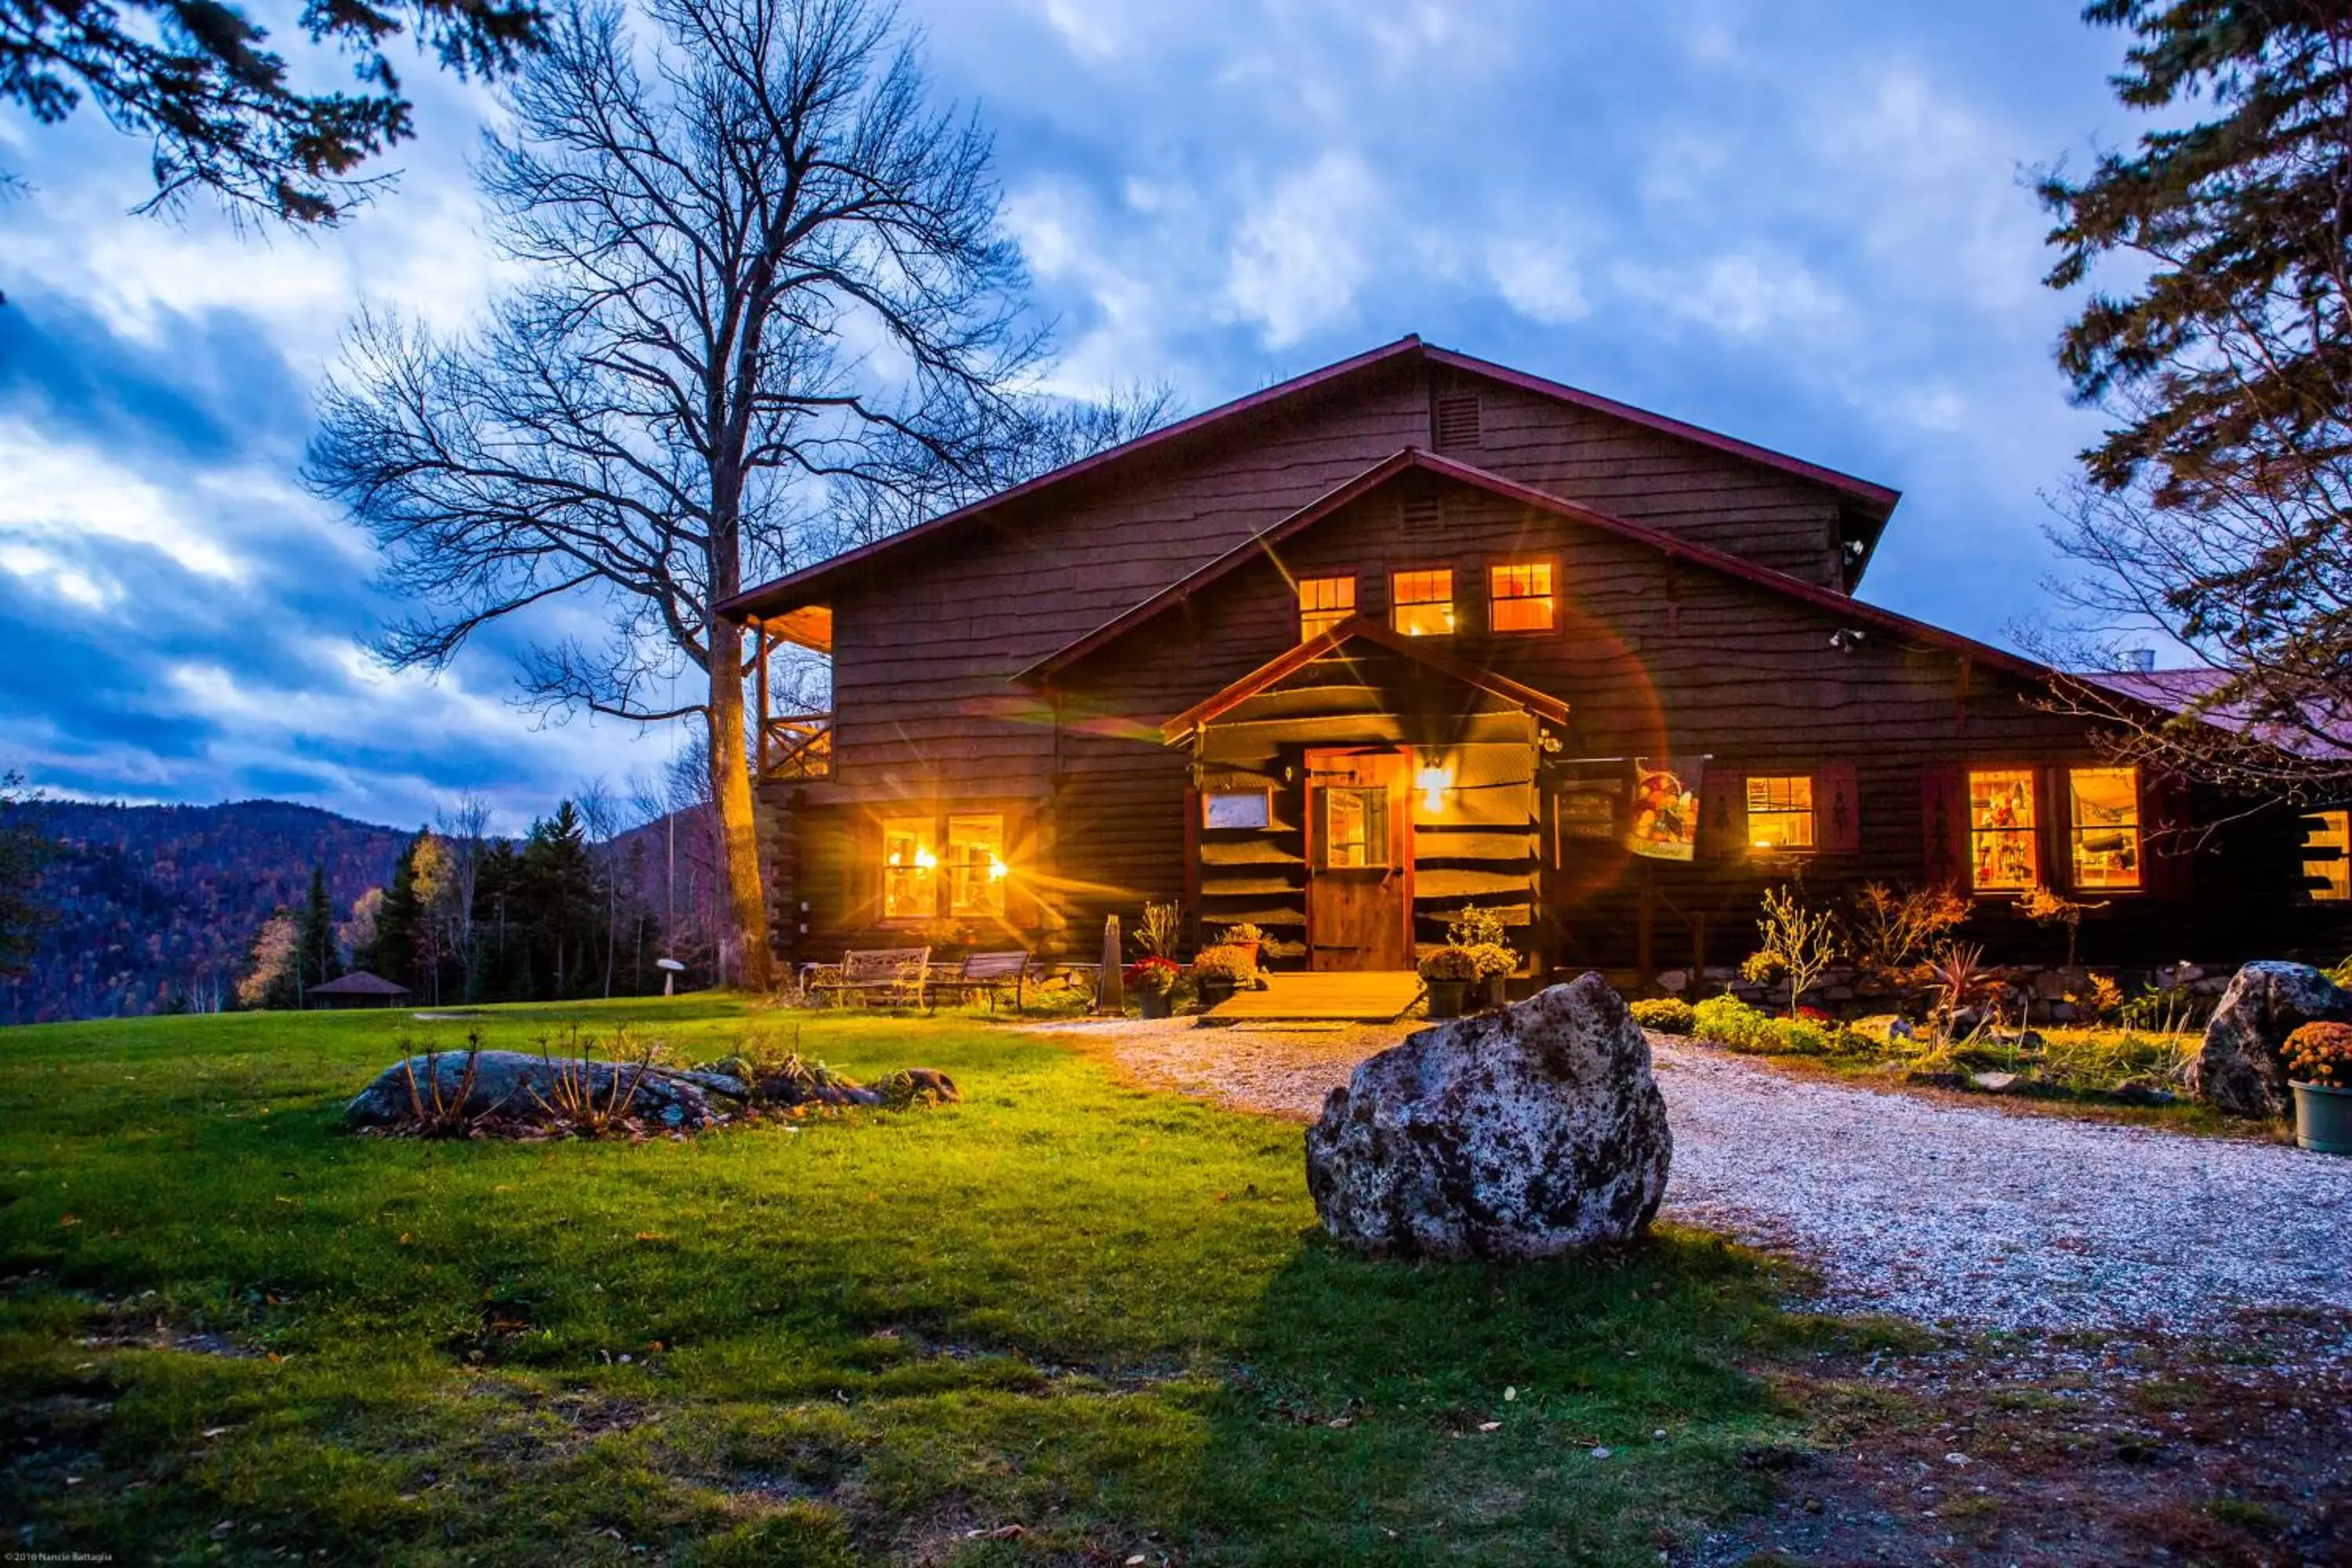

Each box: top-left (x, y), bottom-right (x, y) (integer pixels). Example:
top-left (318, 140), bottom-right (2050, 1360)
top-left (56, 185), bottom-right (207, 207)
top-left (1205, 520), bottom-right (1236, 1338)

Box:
top-left (987, 855), bottom-right (1008, 880)
top-left (1417, 764), bottom-right (1453, 812)
top-left (913, 845), bottom-right (938, 869)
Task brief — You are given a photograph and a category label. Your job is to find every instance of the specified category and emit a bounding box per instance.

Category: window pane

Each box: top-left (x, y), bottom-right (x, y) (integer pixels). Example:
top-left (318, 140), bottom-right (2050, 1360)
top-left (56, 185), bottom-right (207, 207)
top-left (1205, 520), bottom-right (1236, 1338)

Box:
top-left (2068, 767), bottom-right (2140, 890)
top-left (1320, 786), bottom-right (1389, 869)
top-left (1298, 575), bottom-right (1355, 641)
top-left (945, 813), bottom-right (1007, 916)
top-left (1203, 789), bottom-right (1272, 829)
top-left (882, 816), bottom-right (935, 920)
top-left (1391, 569), bottom-right (1454, 637)
top-left (1745, 774), bottom-right (1815, 851)
top-left (2306, 809), bottom-right (2351, 902)
top-left (1969, 769), bottom-right (2038, 891)
top-left (1489, 561), bottom-right (1555, 632)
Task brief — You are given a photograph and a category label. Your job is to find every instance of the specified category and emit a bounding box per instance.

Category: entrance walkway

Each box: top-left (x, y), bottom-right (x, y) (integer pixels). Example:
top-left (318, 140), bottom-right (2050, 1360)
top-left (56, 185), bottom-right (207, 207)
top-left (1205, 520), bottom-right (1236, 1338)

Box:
top-left (1204, 969), bottom-right (1423, 1022)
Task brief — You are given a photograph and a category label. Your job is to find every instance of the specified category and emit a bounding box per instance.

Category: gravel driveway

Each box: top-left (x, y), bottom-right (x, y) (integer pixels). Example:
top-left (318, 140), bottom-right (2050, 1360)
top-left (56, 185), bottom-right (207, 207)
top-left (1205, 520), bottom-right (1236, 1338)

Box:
top-left (1036, 1017), bottom-right (2352, 1331)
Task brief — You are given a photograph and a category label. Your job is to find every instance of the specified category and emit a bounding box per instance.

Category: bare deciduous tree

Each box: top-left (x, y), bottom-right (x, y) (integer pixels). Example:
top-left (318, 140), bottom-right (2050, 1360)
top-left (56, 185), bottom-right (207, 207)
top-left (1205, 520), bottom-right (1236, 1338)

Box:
top-left (308, 0), bottom-right (1142, 989)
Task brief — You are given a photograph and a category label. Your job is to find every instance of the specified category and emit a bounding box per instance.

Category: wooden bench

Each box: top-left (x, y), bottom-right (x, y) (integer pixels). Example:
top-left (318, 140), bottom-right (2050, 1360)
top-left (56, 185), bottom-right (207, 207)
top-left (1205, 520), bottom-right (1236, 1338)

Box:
top-left (928, 950), bottom-right (1032, 1011)
top-left (810, 946), bottom-right (930, 1008)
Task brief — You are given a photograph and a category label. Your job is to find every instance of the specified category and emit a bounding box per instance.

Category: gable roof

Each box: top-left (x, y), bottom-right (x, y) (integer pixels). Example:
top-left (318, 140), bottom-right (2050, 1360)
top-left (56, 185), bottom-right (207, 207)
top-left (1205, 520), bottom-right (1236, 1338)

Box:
top-left (310, 971), bottom-right (412, 997)
top-left (1028, 446), bottom-right (2050, 690)
top-left (1160, 615), bottom-right (1572, 744)
top-left (717, 336), bottom-right (1901, 622)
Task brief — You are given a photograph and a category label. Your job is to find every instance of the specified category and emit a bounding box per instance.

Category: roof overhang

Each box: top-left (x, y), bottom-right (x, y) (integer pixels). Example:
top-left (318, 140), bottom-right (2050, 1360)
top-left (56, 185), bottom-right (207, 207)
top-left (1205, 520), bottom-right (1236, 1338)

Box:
top-left (1160, 615), bottom-right (1571, 746)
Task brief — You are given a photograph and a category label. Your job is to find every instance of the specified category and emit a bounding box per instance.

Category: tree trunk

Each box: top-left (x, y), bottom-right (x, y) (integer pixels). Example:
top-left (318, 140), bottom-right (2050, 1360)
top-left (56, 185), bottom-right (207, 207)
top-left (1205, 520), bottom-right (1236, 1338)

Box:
top-left (708, 615), bottom-right (773, 991)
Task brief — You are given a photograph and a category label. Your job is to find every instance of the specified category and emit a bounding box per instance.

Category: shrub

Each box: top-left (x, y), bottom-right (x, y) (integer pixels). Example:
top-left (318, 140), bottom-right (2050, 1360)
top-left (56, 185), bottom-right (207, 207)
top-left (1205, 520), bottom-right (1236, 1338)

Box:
top-left (1466, 942), bottom-right (1517, 979)
top-left (1692, 994), bottom-right (1773, 1051)
top-left (1133, 899), bottom-right (1183, 959)
top-left (1845, 882), bottom-right (1969, 978)
top-left (1123, 956), bottom-right (1180, 993)
top-left (1767, 1017), bottom-right (1833, 1055)
top-left (1446, 906), bottom-right (1509, 949)
top-left (1748, 884), bottom-right (1840, 1017)
top-left (2066, 972), bottom-right (2125, 1025)
top-left (1417, 946), bottom-right (1480, 982)
top-left (2118, 983), bottom-right (2202, 1034)
top-left (2284, 1021), bottom-right (2352, 1088)
top-left (1630, 996), bottom-right (1695, 1034)
top-left (1189, 944), bottom-right (1258, 983)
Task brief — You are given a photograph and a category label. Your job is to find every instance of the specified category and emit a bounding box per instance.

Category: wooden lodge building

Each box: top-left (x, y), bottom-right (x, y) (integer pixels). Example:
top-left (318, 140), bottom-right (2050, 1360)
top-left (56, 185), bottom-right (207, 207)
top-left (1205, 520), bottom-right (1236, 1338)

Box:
top-left (723, 336), bottom-right (2347, 984)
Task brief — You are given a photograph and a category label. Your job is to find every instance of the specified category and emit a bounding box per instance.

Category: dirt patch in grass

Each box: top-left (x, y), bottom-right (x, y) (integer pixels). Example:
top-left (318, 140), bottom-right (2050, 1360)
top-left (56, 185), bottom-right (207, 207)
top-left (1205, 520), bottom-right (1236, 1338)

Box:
top-left (1690, 1312), bottom-right (2351, 1566)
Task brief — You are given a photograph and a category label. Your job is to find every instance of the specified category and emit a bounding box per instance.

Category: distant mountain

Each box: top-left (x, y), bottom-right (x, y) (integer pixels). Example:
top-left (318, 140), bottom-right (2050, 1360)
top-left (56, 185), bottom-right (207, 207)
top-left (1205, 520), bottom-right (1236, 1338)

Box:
top-left (2, 800), bottom-right (413, 1025)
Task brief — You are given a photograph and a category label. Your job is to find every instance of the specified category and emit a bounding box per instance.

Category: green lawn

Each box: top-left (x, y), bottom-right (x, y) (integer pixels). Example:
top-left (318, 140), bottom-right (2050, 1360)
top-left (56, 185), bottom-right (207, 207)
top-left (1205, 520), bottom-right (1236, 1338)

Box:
top-left (1, 998), bottom-right (1867, 1565)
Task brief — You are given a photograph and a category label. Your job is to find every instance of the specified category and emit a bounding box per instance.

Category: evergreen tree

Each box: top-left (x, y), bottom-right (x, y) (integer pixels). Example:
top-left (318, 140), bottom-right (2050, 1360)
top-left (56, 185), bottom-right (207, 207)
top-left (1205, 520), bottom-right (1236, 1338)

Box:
top-left (2038, 5), bottom-right (2352, 791)
top-left (473, 840), bottom-right (528, 1002)
top-left (295, 864), bottom-right (342, 999)
top-left (518, 802), bottom-right (597, 997)
top-left (364, 829), bottom-right (431, 988)
top-left (0, 770), bottom-right (53, 978)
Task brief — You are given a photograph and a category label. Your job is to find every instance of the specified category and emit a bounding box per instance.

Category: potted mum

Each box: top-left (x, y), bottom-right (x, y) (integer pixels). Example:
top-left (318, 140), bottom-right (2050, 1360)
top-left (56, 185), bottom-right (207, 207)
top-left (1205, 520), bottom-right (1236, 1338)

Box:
top-left (1468, 942), bottom-right (1517, 1009)
top-left (1418, 945), bottom-right (1479, 1019)
top-left (1189, 944), bottom-right (1258, 1008)
top-left (1218, 922), bottom-right (1267, 970)
top-left (1446, 907), bottom-right (1515, 1007)
top-left (1124, 956), bottom-right (1181, 1019)
top-left (2283, 1022), bottom-right (2352, 1156)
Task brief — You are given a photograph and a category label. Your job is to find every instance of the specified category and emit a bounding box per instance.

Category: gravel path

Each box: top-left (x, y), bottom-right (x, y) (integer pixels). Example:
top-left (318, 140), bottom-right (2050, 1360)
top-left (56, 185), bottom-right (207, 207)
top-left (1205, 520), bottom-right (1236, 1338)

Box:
top-left (1035, 1017), bottom-right (2352, 1331)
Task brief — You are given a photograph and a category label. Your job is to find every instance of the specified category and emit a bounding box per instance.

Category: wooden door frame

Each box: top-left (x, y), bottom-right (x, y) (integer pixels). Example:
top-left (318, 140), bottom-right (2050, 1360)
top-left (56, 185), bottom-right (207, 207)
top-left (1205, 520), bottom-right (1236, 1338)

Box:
top-left (1302, 745), bottom-right (1417, 970)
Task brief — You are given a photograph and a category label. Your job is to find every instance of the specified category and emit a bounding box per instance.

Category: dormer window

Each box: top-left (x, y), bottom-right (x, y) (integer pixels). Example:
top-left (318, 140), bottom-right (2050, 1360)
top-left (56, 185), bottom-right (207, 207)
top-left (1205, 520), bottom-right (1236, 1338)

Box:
top-left (1298, 575), bottom-right (1355, 641)
top-left (1391, 568), bottom-right (1455, 637)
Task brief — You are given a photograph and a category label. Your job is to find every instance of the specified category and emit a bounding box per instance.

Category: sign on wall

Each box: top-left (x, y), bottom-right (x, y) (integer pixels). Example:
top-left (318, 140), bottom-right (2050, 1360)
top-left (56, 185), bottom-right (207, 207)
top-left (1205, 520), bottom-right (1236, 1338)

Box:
top-left (1628, 757), bottom-right (1704, 862)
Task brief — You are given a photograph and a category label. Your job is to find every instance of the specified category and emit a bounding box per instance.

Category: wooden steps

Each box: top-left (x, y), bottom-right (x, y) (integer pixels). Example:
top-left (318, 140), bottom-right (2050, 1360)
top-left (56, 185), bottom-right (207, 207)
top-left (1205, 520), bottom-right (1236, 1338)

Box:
top-left (1206, 970), bottom-right (1425, 1022)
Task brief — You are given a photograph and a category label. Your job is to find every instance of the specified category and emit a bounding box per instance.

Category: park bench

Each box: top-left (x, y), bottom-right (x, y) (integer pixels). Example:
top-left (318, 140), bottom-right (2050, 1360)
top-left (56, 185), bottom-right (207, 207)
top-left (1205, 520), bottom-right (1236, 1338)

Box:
top-left (811, 946), bottom-right (930, 1008)
top-left (927, 950), bottom-right (1033, 1011)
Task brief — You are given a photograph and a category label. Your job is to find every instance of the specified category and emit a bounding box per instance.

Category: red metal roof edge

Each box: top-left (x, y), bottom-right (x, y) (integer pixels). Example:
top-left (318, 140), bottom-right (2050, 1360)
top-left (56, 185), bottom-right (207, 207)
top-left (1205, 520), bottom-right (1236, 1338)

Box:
top-left (717, 334), bottom-right (1428, 620)
top-left (1043, 445), bottom-right (2049, 691)
top-left (1158, 614), bottom-right (1572, 742)
top-left (1421, 344), bottom-right (1901, 514)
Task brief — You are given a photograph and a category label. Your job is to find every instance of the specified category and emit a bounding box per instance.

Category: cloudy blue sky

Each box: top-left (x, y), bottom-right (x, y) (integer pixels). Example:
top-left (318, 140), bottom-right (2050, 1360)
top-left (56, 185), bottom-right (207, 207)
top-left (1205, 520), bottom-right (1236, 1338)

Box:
top-left (0, 0), bottom-right (2140, 831)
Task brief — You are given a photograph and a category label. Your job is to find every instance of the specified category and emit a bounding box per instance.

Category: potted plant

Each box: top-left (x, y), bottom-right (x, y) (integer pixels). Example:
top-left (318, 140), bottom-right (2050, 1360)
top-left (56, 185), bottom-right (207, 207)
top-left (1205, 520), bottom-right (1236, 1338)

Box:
top-left (1418, 946), bottom-right (1479, 1019)
top-left (2283, 1022), bottom-right (2352, 1155)
top-left (1124, 956), bottom-right (1181, 1019)
top-left (1446, 907), bottom-right (1513, 1008)
top-left (1218, 922), bottom-right (1267, 970)
top-left (1468, 942), bottom-right (1516, 1008)
top-left (1189, 944), bottom-right (1257, 1009)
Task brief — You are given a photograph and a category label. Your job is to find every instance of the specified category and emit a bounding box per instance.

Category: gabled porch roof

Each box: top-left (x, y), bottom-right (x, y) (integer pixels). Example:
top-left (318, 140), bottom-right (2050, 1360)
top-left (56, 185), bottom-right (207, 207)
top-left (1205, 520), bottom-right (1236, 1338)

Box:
top-left (1159, 615), bottom-right (1570, 746)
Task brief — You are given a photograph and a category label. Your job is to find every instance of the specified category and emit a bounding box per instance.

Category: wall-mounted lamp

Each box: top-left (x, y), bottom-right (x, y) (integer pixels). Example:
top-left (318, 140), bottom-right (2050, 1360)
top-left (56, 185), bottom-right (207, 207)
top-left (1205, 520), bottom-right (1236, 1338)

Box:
top-left (1416, 764), bottom-right (1453, 814)
top-left (913, 845), bottom-right (938, 869)
top-left (986, 855), bottom-right (1008, 881)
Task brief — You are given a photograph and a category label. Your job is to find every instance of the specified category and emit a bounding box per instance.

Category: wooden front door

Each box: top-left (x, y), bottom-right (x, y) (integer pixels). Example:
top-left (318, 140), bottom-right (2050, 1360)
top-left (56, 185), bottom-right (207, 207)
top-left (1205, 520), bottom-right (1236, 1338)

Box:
top-left (1305, 748), bottom-right (1414, 971)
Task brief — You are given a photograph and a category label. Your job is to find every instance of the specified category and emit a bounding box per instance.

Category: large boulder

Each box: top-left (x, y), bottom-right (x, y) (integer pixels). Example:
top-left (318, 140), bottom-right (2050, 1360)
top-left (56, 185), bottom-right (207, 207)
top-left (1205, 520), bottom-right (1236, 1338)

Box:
top-left (1305, 975), bottom-right (1671, 1259)
top-left (2190, 961), bottom-right (2352, 1117)
top-left (347, 1050), bottom-right (724, 1131)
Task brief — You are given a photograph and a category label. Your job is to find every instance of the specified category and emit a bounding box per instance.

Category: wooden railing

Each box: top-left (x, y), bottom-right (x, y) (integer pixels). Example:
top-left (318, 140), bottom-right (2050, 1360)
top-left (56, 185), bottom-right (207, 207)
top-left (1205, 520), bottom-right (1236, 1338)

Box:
top-left (760, 712), bottom-right (833, 782)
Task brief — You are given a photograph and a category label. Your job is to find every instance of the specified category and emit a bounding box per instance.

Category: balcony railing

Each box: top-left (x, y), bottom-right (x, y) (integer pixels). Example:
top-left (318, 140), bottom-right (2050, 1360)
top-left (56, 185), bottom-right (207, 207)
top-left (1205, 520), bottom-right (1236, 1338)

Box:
top-left (760, 712), bottom-right (833, 782)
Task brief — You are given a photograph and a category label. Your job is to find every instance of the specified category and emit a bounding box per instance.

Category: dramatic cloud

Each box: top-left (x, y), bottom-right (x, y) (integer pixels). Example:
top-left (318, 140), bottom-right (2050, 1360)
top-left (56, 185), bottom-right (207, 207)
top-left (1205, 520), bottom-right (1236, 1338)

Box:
top-left (0, 0), bottom-right (2138, 826)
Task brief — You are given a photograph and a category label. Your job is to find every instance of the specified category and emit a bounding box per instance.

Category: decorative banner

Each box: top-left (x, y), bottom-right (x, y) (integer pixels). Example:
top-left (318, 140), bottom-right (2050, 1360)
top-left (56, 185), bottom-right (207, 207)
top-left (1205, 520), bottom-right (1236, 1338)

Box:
top-left (1628, 757), bottom-right (1703, 862)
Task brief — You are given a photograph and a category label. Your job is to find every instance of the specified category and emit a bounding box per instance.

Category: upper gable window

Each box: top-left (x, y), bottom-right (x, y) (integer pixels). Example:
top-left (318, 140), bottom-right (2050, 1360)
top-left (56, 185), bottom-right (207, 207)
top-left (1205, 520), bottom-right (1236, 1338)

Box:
top-left (1489, 561), bottom-right (1555, 633)
top-left (1432, 393), bottom-right (1482, 449)
top-left (1391, 569), bottom-right (1455, 637)
top-left (1298, 575), bottom-right (1355, 641)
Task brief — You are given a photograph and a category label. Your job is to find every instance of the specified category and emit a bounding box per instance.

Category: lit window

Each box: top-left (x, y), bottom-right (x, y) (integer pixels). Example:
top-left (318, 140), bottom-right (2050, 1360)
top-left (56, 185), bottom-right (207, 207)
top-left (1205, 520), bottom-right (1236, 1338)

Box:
top-left (1391, 569), bottom-right (1454, 637)
top-left (1203, 789), bottom-right (1272, 830)
top-left (2068, 768), bottom-right (2141, 891)
top-left (1969, 768), bottom-right (2038, 891)
top-left (2306, 809), bottom-right (2350, 902)
top-left (882, 816), bottom-right (935, 920)
top-left (945, 813), bottom-right (1007, 916)
top-left (1298, 575), bottom-right (1355, 641)
top-left (1746, 775), bottom-right (1815, 851)
top-left (1489, 561), bottom-right (1555, 633)
top-left (1319, 786), bottom-right (1390, 869)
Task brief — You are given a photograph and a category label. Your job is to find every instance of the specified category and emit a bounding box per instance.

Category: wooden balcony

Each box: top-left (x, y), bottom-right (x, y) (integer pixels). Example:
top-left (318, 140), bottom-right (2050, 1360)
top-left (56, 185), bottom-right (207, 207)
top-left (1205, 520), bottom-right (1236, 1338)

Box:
top-left (759, 712), bottom-right (833, 782)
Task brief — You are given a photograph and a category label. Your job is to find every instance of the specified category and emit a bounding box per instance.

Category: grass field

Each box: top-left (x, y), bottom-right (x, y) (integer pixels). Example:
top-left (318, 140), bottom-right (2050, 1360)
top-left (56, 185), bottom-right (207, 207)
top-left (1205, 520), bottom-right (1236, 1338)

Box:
top-left (0, 996), bottom-right (1878, 1565)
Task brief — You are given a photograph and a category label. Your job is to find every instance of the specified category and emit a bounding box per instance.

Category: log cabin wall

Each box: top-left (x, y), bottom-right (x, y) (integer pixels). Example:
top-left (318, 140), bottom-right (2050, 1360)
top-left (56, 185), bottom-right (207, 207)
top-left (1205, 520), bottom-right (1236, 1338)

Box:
top-left (751, 350), bottom-right (2340, 971)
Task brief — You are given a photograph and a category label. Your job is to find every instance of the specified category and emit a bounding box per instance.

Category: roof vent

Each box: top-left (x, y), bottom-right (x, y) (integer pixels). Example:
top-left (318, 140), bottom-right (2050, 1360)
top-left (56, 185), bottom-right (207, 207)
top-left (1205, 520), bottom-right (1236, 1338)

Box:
top-left (1400, 492), bottom-right (1446, 532)
top-left (1432, 392), bottom-right (1482, 449)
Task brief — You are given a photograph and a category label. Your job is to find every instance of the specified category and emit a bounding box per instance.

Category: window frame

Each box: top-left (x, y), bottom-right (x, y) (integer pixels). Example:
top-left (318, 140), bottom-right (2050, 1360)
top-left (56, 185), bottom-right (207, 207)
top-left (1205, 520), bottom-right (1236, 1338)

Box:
top-left (880, 815), bottom-right (938, 924)
top-left (1388, 564), bottom-right (1457, 638)
top-left (1744, 773), bottom-right (1817, 854)
top-left (2306, 808), bottom-right (2352, 903)
top-left (2064, 764), bottom-right (2144, 894)
top-left (1964, 764), bottom-right (2043, 896)
top-left (1486, 555), bottom-right (1559, 637)
top-left (1296, 574), bottom-right (1357, 642)
top-left (1201, 787), bottom-right (1273, 831)
top-left (876, 805), bottom-right (1017, 926)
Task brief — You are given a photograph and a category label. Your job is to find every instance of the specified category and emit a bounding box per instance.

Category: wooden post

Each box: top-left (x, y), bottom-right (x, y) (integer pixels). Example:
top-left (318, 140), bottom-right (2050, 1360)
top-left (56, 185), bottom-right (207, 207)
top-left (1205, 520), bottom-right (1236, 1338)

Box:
top-left (1097, 914), bottom-right (1124, 1014)
top-left (752, 616), bottom-right (769, 779)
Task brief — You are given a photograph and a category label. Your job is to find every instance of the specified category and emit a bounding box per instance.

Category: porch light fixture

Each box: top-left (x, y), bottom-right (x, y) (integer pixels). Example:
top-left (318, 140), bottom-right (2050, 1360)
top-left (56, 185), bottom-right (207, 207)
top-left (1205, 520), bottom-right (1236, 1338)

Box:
top-left (1416, 764), bottom-right (1453, 813)
top-left (987, 854), bottom-right (1008, 880)
top-left (913, 845), bottom-right (938, 869)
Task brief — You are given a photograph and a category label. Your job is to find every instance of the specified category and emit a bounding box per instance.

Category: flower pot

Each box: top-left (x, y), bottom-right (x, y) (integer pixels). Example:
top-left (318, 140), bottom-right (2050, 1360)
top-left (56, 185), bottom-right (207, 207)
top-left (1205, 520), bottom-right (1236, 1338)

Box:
top-left (1136, 990), bottom-right (1172, 1020)
top-left (1199, 976), bottom-right (1236, 1008)
top-left (2292, 1080), bottom-right (2352, 1156)
top-left (1481, 975), bottom-right (1508, 1010)
top-left (1232, 940), bottom-right (1261, 970)
top-left (1425, 979), bottom-right (1467, 1020)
